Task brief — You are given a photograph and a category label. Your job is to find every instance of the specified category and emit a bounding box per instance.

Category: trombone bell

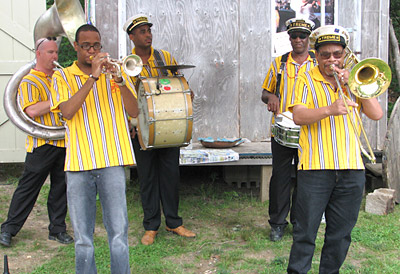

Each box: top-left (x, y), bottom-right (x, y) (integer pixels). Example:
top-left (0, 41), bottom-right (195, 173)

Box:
top-left (348, 58), bottom-right (392, 99)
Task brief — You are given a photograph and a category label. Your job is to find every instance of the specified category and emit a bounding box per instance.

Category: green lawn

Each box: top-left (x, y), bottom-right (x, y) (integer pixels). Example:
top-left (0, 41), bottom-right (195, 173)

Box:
top-left (1, 165), bottom-right (399, 273)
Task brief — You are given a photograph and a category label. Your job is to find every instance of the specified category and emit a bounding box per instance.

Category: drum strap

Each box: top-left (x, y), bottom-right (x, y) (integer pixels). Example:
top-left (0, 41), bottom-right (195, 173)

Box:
top-left (153, 49), bottom-right (168, 76)
top-left (275, 52), bottom-right (290, 101)
top-left (275, 51), bottom-right (316, 100)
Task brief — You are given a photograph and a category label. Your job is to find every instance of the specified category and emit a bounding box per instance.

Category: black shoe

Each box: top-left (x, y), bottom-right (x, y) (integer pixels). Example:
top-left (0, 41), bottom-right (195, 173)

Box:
top-left (269, 226), bottom-right (284, 242)
top-left (49, 232), bottom-right (74, 244)
top-left (0, 231), bottom-right (12, 247)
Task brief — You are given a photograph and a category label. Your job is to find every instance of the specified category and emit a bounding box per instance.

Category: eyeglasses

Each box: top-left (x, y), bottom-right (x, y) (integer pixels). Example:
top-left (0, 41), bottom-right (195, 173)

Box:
top-left (289, 33), bottom-right (308, 40)
top-left (319, 50), bottom-right (344, 59)
top-left (36, 37), bottom-right (57, 50)
top-left (76, 42), bottom-right (102, 51)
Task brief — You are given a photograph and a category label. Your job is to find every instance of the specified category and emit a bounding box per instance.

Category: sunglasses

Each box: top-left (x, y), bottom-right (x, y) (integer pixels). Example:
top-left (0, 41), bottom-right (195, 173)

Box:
top-left (289, 33), bottom-right (308, 40)
top-left (36, 37), bottom-right (57, 50)
top-left (319, 50), bottom-right (344, 59)
top-left (76, 42), bottom-right (103, 51)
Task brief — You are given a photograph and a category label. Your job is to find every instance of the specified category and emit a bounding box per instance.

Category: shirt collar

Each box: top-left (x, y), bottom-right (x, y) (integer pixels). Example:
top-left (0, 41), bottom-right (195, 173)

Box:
top-left (309, 65), bottom-right (330, 83)
top-left (288, 51), bottom-right (315, 65)
top-left (68, 61), bottom-right (87, 76)
top-left (131, 47), bottom-right (154, 63)
top-left (31, 69), bottom-right (47, 78)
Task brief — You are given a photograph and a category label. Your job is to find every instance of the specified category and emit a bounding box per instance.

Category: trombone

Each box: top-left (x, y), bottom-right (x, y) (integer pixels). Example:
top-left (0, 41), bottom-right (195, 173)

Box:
top-left (331, 47), bottom-right (392, 164)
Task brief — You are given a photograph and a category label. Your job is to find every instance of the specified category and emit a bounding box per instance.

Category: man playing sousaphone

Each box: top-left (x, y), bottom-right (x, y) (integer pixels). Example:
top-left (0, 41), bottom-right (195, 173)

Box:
top-left (287, 25), bottom-right (383, 273)
top-left (122, 14), bottom-right (196, 246)
top-left (261, 18), bottom-right (317, 242)
top-left (0, 37), bottom-right (73, 247)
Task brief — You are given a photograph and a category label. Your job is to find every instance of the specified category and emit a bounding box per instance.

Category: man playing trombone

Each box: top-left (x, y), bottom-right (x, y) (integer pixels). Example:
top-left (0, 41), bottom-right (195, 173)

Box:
top-left (287, 25), bottom-right (383, 273)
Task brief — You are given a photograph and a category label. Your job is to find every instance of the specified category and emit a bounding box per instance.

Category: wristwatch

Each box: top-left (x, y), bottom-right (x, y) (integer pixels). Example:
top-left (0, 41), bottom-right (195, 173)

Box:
top-left (89, 74), bottom-right (99, 81)
top-left (115, 78), bottom-right (126, 87)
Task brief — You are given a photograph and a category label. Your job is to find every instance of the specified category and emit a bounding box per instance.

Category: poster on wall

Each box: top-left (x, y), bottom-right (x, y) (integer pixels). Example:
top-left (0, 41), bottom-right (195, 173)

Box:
top-left (273, 0), bottom-right (336, 56)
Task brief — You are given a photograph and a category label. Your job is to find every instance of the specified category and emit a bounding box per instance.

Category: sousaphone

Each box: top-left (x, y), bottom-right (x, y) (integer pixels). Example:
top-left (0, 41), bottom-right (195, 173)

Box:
top-left (3, 0), bottom-right (85, 140)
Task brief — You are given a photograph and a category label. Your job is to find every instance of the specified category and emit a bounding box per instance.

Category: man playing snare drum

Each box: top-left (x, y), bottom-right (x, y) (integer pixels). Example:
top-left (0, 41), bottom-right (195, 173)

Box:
top-left (261, 18), bottom-right (317, 241)
top-left (122, 14), bottom-right (196, 246)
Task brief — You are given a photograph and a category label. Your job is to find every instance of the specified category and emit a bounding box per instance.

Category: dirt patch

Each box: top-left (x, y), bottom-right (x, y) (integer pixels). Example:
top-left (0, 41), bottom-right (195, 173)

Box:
top-left (0, 181), bottom-right (64, 273)
top-left (0, 163), bottom-right (74, 273)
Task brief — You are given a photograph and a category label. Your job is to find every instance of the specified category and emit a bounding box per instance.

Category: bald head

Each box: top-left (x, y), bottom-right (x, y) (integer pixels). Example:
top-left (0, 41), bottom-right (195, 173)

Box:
top-left (35, 38), bottom-right (59, 75)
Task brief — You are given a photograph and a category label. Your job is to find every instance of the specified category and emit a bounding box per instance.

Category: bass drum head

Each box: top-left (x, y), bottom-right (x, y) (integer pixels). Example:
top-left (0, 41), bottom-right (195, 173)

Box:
top-left (136, 79), bottom-right (150, 149)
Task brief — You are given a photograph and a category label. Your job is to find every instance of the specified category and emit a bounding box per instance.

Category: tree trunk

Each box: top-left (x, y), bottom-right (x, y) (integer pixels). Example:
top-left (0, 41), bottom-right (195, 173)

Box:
top-left (389, 18), bottom-right (400, 87)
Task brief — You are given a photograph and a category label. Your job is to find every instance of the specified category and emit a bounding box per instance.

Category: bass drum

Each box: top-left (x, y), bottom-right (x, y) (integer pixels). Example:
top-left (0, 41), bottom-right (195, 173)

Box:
top-left (136, 76), bottom-right (193, 150)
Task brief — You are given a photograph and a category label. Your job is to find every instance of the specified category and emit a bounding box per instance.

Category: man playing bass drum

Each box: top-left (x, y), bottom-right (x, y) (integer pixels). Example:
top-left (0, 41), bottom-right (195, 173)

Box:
top-left (122, 14), bottom-right (196, 246)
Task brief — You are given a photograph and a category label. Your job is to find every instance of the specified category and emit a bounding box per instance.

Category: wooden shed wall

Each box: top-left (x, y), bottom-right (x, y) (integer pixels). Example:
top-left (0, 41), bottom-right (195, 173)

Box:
top-left (99, 0), bottom-right (390, 147)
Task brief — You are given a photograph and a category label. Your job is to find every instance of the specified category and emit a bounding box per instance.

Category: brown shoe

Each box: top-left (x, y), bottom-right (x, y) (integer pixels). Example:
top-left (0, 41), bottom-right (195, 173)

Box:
top-left (166, 225), bottom-right (196, 238)
top-left (141, 230), bottom-right (158, 245)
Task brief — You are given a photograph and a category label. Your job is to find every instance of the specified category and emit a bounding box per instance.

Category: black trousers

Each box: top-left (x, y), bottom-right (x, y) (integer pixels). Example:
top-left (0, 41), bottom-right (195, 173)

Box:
top-left (268, 138), bottom-right (298, 228)
top-left (132, 136), bottom-right (182, 231)
top-left (287, 170), bottom-right (365, 274)
top-left (1, 145), bottom-right (67, 236)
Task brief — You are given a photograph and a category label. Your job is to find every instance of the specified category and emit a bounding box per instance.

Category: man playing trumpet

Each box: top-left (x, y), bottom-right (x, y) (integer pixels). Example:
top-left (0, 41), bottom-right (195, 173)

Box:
top-left (287, 25), bottom-right (383, 273)
top-left (50, 24), bottom-right (138, 273)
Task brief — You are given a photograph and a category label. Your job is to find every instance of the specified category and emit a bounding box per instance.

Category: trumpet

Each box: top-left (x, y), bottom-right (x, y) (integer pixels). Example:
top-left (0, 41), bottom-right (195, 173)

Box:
top-left (330, 49), bottom-right (392, 164)
top-left (90, 54), bottom-right (143, 79)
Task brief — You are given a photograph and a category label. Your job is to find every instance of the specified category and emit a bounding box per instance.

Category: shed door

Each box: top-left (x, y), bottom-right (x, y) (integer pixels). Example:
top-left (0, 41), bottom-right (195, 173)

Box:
top-left (0, 0), bottom-right (45, 162)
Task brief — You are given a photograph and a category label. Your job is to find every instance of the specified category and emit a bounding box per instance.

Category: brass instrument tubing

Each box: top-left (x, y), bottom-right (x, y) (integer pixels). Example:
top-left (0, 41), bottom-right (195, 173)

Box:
top-left (331, 67), bottom-right (376, 164)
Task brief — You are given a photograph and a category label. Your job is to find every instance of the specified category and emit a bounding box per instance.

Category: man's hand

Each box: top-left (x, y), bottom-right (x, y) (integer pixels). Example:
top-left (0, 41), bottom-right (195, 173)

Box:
top-left (90, 53), bottom-right (109, 78)
top-left (262, 90), bottom-right (280, 114)
top-left (328, 98), bottom-right (358, 116)
top-left (267, 94), bottom-right (280, 114)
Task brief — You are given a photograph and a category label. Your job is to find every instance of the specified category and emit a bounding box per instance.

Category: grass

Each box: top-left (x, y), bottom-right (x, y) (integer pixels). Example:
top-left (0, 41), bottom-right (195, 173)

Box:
top-left (1, 165), bottom-right (399, 273)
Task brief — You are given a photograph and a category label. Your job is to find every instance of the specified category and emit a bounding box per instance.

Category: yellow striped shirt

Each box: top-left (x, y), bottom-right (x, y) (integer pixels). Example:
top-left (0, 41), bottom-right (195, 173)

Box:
top-left (50, 61), bottom-right (135, 171)
top-left (262, 52), bottom-right (317, 127)
top-left (125, 47), bottom-right (177, 96)
top-left (18, 69), bottom-right (65, 152)
top-left (289, 66), bottom-right (364, 170)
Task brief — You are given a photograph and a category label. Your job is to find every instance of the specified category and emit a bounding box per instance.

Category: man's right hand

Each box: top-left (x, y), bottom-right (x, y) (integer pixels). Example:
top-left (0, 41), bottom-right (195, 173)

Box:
top-left (328, 98), bottom-right (358, 116)
top-left (261, 90), bottom-right (280, 114)
top-left (267, 94), bottom-right (280, 114)
top-left (90, 53), bottom-right (109, 79)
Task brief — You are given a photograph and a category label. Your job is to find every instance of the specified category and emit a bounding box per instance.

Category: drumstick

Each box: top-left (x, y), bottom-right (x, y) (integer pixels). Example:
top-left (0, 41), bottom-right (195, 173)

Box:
top-left (280, 112), bottom-right (294, 121)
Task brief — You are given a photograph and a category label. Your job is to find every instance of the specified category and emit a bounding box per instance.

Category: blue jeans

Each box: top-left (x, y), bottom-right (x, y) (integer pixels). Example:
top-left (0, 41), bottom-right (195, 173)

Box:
top-left (287, 170), bottom-right (365, 274)
top-left (66, 166), bottom-right (130, 274)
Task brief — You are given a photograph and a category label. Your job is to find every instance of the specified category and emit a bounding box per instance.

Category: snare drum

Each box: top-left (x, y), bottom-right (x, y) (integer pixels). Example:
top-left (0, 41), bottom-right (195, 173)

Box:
top-left (271, 111), bottom-right (300, 148)
top-left (136, 76), bottom-right (193, 150)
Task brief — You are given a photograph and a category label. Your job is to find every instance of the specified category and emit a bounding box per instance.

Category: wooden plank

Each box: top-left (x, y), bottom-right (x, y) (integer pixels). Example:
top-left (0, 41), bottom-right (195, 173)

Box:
top-left (260, 165), bottom-right (272, 202)
top-left (383, 97), bottom-right (400, 203)
top-left (95, 1), bottom-right (119, 58)
top-left (239, 0), bottom-right (271, 141)
top-left (360, 0), bottom-right (389, 150)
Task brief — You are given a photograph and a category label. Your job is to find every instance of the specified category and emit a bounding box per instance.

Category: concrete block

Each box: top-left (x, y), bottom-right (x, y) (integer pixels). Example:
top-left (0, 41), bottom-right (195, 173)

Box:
top-left (223, 166), bottom-right (260, 189)
top-left (365, 188), bottom-right (396, 215)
